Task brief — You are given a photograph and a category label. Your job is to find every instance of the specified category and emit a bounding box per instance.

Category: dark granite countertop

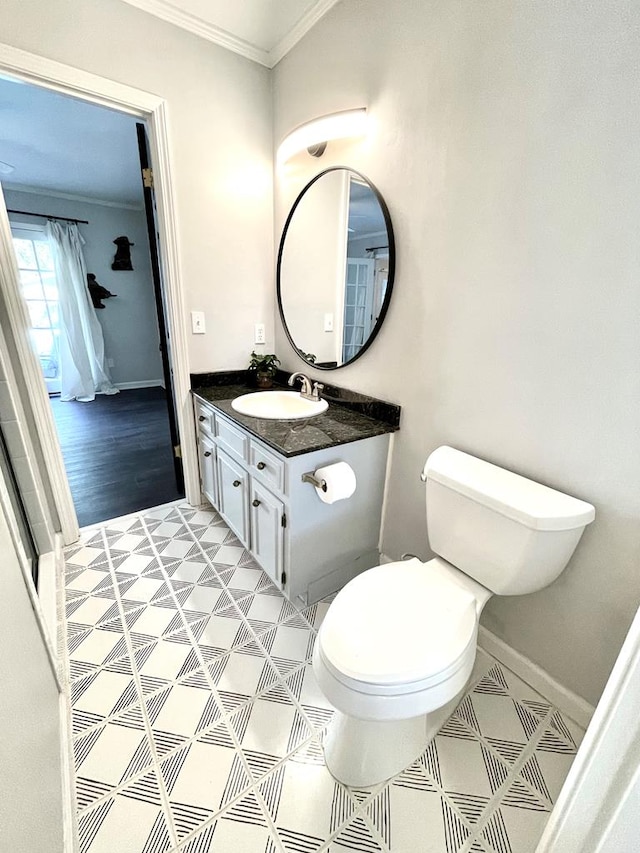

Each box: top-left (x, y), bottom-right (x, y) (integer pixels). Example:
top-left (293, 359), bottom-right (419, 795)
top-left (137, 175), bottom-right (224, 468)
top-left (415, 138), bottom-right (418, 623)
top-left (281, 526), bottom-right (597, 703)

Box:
top-left (191, 373), bottom-right (400, 459)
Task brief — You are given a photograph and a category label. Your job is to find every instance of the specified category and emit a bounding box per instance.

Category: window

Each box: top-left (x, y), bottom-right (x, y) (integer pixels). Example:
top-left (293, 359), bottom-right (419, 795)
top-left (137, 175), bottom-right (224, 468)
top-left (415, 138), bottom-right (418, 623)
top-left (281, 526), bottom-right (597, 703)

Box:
top-left (11, 227), bottom-right (61, 394)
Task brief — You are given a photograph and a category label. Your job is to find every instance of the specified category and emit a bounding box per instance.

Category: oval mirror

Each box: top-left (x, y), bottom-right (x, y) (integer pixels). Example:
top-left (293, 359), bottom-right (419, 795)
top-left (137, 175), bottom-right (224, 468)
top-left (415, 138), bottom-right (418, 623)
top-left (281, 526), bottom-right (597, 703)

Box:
top-left (277, 167), bottom-right (395, 369)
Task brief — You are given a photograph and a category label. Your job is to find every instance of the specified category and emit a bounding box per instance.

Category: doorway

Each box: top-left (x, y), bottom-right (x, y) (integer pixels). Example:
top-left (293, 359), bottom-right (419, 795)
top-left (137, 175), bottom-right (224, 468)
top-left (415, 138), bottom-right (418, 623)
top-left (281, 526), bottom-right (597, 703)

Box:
top-left (1, 75), bottom-right (184, 527)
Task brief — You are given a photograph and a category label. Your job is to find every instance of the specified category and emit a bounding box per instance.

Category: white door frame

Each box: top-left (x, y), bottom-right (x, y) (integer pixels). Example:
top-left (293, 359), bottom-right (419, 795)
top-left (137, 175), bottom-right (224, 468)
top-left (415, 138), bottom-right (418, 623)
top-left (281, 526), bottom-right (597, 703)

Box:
top-left (0, 43), bottom-right (199, 544)
top-left (535, 604), bottom-right (640, 852)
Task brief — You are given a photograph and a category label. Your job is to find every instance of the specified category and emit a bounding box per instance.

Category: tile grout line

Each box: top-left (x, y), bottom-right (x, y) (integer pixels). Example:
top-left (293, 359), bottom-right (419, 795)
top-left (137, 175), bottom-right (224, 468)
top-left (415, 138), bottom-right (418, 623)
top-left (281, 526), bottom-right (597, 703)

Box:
top-left (98, 524), bottom-right (181, 850)
top-left (433, 659), bottom-right (561, 842)
top-left (462, 698), bottom-right (559, 852)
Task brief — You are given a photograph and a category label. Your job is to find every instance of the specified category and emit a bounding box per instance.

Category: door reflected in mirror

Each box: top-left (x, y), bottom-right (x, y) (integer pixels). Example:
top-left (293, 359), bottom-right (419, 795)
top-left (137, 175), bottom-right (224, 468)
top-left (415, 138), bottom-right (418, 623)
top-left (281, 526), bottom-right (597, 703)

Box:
top-left (277, 168), bottom-right (395, 370)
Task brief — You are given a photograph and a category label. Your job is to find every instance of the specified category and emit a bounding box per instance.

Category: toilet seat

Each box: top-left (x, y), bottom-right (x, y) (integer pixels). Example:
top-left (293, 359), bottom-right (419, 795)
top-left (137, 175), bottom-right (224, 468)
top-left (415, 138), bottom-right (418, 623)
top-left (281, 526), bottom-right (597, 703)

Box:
top-left (316, 631), bottom-right (476, 698)
top-left (318, 558), bottom-right (479, 694)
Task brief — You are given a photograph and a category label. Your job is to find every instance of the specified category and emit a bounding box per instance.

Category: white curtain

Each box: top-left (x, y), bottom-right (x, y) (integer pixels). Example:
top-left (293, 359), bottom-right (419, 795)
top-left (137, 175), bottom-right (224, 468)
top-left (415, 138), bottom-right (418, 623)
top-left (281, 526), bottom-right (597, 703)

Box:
top-left (46, 221), bottom-right (118, 402)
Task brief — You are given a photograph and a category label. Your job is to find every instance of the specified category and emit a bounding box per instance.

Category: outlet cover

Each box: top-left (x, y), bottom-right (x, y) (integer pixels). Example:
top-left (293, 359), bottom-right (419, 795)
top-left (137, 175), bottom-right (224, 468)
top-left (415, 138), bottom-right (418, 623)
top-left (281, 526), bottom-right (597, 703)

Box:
top-left (254, 323), bottom-right (266, 344)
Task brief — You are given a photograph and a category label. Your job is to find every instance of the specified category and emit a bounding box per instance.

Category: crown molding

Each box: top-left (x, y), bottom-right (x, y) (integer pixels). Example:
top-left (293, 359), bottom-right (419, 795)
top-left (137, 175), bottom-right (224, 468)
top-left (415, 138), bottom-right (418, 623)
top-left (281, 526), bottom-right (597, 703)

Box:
top-left (270, 0), bottom-right (340, 67)
top-left (120, 0), bottom-right (272, 67)
top-left (4, 183), bottom-right (144, 211)
top-left (120, 0), bottom-right (341, 68)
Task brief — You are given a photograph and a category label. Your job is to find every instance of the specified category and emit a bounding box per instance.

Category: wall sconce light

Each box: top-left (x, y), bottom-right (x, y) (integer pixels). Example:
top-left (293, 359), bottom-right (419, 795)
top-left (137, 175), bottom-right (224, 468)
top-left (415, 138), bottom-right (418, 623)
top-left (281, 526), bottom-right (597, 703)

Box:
top-left (277, 108), bottom-right (367, 166)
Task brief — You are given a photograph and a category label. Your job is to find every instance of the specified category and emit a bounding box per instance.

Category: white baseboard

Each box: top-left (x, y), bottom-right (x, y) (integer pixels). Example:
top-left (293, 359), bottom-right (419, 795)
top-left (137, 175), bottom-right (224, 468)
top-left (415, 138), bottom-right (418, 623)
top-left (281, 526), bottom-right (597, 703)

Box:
top-left (60, 692), bottom-right (78, 853)
top-left (478, 625), bottom-right (594, 729)
top-left (37, 548), bottom-right (58, 664)
top-left (114, 379), bottom-right (164, 390)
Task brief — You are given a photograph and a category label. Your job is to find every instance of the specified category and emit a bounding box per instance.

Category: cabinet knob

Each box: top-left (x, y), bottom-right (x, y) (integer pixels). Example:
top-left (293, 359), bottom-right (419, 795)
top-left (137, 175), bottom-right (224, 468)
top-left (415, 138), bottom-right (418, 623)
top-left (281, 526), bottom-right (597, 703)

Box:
top-left (204, 451), bottom-right (212, 457)
top-left (256, 461), bottom-right (266, 470)
top-left (233, 479), bottom-right (241, 487)
top-left (199, 415), bottom-right (206, 422)
top-left (252, 499), bottom-right (261, 507)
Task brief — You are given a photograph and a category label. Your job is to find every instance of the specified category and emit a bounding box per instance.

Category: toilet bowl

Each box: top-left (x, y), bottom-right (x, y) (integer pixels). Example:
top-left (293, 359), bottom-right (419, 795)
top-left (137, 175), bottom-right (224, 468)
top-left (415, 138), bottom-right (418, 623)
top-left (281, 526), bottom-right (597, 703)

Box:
top-left (313, 446), bottom-right (595, 787)
top-left (314, 557), bottom-right (489, 785)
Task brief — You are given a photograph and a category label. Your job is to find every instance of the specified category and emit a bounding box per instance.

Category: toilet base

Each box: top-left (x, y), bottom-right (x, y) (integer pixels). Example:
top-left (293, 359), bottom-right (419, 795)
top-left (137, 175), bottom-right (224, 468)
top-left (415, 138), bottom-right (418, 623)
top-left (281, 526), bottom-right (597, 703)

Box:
top-left (323, 695), bottom-right (461, 788)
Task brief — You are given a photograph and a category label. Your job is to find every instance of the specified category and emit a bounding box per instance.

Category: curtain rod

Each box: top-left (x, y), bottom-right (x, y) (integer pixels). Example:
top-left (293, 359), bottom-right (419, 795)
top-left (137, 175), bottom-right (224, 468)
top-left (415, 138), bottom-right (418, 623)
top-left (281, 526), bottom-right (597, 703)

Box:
top-left (7, 208), bottom-right (89, 225)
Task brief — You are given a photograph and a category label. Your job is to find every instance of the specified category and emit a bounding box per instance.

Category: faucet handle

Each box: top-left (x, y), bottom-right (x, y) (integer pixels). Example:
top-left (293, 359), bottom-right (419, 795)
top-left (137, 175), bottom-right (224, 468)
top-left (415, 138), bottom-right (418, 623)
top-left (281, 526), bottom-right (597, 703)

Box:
top-left (312, 382), bottom-right (324, 400)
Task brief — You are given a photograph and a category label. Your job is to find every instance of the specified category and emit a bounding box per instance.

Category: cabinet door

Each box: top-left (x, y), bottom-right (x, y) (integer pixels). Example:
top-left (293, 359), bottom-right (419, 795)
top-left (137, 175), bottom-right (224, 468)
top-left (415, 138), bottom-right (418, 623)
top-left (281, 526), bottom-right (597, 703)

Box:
top-left (199, 433), bottom-right (218, 508)
top-left (250, 479), bottom-right (284, 588)
top-left (216, 448), bottom-right (249, 547)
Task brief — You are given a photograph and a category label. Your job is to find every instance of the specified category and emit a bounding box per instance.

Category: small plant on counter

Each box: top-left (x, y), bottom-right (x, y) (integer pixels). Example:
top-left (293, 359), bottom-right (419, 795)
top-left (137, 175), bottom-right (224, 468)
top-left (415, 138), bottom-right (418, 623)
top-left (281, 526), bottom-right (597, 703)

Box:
top-left (296, 348), bottom-right (317, 364)
top-left (248, 351), bottom-right (281, 388)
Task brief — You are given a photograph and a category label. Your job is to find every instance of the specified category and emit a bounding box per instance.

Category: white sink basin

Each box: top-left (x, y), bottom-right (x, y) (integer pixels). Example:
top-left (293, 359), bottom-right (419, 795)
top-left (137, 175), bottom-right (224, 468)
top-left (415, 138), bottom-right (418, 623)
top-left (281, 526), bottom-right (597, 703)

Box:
top-left (231, 390), bottom-right (328, 420)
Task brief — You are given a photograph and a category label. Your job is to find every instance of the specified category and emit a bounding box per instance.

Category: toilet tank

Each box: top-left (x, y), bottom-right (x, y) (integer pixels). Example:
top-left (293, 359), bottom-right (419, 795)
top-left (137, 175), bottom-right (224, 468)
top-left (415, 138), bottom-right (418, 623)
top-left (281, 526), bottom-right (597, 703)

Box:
top-left (424, 447), bottom-right (595, 596)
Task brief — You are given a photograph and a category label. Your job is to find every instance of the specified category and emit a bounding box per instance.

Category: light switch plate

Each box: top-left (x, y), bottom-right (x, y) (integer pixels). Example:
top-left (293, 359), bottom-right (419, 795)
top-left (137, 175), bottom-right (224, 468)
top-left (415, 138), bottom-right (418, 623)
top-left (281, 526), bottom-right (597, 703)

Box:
top-left (324, 313), bottom-right (334, 332)
top-left (191, 311), bottom-right (205, 334)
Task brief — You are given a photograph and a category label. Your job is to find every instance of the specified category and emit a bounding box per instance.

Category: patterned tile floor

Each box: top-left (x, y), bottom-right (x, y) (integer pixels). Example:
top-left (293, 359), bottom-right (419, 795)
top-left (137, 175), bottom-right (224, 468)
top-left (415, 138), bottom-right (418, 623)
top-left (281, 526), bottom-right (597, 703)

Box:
top-left (61, 501), bottom-right (584, 853)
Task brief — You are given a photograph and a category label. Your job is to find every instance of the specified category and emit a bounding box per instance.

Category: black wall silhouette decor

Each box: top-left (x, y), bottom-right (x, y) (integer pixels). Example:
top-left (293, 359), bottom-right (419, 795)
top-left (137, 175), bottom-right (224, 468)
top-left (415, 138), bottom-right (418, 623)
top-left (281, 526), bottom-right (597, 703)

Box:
top-left (87, 273), bottom-right (117, 309)
top-left (111, 235), bottom-right (134, 270)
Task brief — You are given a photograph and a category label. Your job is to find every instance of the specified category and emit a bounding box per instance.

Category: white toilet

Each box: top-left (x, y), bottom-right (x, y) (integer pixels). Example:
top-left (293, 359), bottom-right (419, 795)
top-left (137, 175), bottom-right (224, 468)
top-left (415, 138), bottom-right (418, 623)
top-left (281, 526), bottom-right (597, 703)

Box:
top-left (313, 446), bottom-right (595, 787)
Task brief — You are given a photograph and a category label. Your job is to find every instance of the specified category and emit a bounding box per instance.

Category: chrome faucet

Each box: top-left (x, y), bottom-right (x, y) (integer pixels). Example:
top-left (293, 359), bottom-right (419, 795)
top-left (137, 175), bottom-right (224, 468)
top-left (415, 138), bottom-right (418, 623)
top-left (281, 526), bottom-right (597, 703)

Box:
top-left (288, 372), bottom-right (324, 402)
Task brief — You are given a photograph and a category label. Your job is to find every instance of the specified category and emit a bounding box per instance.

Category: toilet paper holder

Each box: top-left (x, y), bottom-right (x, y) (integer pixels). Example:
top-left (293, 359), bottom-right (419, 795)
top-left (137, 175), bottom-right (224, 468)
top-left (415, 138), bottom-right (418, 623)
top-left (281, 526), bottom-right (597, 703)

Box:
top-left (302, 471), bottom-right (328, 492)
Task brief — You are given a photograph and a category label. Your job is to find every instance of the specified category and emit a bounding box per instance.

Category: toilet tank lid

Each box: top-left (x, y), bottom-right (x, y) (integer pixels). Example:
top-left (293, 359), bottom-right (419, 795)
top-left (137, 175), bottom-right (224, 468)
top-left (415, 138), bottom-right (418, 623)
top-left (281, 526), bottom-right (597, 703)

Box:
top-left (424, 446), bottom-right (595, 531)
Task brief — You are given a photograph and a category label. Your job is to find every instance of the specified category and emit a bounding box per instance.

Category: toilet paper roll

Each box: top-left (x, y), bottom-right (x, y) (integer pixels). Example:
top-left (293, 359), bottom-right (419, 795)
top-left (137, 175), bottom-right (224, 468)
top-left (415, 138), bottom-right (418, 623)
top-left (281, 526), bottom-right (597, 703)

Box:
top-left (314, 461), bottom-right (357, 504)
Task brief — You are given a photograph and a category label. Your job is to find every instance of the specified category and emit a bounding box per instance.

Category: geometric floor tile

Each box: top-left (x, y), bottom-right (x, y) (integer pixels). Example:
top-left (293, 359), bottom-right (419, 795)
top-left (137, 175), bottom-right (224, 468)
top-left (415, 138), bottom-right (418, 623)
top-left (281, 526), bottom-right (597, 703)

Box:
top-left (62, 501), bottom-right (585, 853)
top-left (387, 782), bottom-right (449, 852)
top-left (78, 772), bottom-right (172, 853)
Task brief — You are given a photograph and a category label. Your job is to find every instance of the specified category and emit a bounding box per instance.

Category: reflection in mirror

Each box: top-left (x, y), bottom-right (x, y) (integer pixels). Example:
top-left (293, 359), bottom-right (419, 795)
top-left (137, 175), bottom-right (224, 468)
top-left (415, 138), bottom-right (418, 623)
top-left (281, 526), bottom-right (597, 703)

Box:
top-left (277, 168), bottom-right (395, 370)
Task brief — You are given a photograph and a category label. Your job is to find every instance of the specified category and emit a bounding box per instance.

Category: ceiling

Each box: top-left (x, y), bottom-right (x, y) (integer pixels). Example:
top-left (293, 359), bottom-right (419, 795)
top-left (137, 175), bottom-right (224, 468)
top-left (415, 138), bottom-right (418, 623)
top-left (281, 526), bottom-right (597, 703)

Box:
top-left (119, 0), bottom-right (341, 67)
top-left (0, 3), bottom-right (340, 206)
top-left (0, 76), bottom-right (144, 207)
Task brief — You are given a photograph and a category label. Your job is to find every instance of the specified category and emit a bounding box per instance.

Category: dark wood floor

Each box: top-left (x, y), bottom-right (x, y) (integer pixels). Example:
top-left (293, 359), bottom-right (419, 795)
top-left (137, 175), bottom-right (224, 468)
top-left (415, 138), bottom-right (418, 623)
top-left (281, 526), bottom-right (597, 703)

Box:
top-left (50, 387), bottom-right (184, 528)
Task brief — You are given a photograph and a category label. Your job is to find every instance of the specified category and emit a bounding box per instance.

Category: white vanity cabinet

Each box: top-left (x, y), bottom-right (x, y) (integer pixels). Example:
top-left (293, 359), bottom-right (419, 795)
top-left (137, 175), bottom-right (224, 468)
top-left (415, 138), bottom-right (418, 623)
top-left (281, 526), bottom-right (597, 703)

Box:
top-left (193, 395), bottom-right (390, 606)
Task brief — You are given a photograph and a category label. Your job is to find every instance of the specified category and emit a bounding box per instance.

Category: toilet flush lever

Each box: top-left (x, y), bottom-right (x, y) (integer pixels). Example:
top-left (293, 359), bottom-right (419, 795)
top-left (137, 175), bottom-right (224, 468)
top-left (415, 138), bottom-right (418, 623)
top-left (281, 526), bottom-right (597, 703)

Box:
top-left (420, 471), bottom-right (427, 482)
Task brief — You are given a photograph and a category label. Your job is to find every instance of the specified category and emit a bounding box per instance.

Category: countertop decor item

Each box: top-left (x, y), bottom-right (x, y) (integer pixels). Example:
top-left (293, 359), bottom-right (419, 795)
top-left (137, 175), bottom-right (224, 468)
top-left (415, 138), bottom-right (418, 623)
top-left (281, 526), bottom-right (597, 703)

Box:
top-left (248, 351), bottom-right (281, 388)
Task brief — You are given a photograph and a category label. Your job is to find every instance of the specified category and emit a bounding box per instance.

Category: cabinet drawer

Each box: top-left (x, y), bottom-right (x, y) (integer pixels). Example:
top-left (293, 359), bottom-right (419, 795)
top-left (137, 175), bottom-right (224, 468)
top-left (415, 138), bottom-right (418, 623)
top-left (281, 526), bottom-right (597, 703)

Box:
top-left (216, 413), bottom-right (249, 463)
top-left (249, 440), bottom-right (284, 493)
top-left (195, 401), bottom-right (214, 437)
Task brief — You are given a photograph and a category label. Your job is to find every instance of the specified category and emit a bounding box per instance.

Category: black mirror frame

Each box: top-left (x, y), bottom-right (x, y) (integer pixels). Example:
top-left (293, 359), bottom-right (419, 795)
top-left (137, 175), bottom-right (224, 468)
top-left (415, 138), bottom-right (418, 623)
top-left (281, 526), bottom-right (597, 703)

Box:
top-left (276, 166), bottom-right (396, 371)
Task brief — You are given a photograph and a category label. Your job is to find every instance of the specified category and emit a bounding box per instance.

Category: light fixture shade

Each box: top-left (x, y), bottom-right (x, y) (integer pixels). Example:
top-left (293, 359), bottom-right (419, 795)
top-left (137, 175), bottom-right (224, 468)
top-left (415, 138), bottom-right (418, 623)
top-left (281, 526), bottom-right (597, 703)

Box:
top-left (277, 108), bottom-right (367, 166)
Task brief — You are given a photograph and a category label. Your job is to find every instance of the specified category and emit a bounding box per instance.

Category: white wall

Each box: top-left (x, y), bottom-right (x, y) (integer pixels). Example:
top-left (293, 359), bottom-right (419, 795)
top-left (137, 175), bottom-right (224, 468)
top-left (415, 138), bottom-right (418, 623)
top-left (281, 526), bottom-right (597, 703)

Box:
top-left (6, 188), bottom-right (164, 387)
top-left (0, 485), bottom-right (62, 852)
top-left (273, 0), bottom-right (640, 706)
top-left (0, 0), bottom-right (274, 374)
